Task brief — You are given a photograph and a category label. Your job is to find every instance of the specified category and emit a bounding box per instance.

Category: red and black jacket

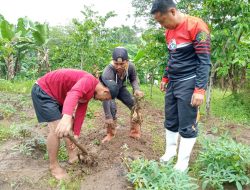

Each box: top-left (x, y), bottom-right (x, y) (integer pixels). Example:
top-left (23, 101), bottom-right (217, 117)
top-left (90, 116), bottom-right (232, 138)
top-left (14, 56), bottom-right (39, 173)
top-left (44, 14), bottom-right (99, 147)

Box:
top-left (162, 15), bottom-right (211, 95)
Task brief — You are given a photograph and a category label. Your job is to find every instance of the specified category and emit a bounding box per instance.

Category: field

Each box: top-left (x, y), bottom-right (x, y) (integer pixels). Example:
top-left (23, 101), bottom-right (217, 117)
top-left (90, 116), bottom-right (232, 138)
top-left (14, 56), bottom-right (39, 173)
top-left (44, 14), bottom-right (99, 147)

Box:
top-left (0, 82), bottom-right (249, 190)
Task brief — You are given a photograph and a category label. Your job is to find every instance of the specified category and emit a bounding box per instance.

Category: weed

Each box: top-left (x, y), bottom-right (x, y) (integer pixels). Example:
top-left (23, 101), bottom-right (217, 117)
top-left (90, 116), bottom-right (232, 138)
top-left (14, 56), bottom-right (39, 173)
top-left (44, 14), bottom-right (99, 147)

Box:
top-left (127, 158), bottom-right (199, 190)
top-left (193, 135), bottom-right (250, 190)
top-left (11, 136), bottom-right (46, 156)
top-left (93, 139), bottom-right (100, 146)
top-left (48, 177), bottom-right (81, 190)
top-left (0, 125), bottom-right (12, 143)
top-left (0, 103), bottom-right (16, 118)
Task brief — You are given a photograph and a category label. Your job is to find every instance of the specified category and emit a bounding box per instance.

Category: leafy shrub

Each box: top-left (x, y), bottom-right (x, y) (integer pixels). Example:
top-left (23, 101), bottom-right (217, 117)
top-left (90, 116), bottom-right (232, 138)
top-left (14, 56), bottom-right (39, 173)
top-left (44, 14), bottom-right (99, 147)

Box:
top-left (0, 126), bottom-right (12, 142)
top-left (0, 124), bottom-right (32, 143)
top-left (12, 136), bottom-right (47, 156)
top-left (0, 103), bottom-right (16, 118)
top-left (127, 158), bottom-right (199, 190)
top-left (194, 136), bottom-right (250, 190)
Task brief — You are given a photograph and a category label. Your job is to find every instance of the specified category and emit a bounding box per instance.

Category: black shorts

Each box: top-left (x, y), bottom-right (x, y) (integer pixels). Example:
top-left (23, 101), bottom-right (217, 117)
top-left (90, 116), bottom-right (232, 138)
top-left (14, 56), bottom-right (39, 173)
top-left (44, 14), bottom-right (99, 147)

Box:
top-left (31, 84), bottom-right (62, 123)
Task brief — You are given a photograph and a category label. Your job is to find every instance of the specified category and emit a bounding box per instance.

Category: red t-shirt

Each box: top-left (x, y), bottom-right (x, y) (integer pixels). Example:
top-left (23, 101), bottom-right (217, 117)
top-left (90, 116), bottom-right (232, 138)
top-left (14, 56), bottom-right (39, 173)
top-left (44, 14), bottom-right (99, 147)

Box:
top-left (37, 69), bottom-right (99, 136)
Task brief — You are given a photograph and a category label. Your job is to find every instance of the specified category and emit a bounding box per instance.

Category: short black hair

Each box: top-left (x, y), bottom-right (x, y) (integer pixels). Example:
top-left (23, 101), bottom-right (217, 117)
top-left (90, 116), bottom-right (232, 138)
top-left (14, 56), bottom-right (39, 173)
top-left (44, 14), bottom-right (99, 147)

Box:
top-left (150, 0), bottom-right (176, 14)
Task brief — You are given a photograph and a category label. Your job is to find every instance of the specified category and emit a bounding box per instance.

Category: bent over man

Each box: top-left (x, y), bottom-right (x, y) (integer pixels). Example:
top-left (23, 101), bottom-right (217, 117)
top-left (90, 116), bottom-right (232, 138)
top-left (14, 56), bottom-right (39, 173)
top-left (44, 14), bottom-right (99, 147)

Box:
top-left (31, 69), bottom-right (118, 179)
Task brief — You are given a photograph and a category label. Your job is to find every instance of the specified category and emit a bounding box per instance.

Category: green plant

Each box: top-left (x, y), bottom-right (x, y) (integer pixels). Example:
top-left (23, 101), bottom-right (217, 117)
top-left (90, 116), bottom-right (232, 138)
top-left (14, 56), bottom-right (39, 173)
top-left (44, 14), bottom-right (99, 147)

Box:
top-left (127, 158), bottom-right (199, 190)
top-left (0, 103), bottom-right (16, 118)
top-left (10, 124), bottom-right (32, 138)
top-left (0, 79), bottom-right (34, 94)
top-left (0, 124), bottom-right (34, 143)
top-left (48, 177), bottom-right (81, 190)
top-left (12, 143), bottom-right (35, 156)
top-left (0, 125), bottom-right (12, 142)
top-left (194, 136), bottom-right (250, 190)
top-left (86, 111), bottom-right (94, 119)
top-left (11, 136), bottom-right (46, 156)
top-left (93, 139), bottom-right (100, 146)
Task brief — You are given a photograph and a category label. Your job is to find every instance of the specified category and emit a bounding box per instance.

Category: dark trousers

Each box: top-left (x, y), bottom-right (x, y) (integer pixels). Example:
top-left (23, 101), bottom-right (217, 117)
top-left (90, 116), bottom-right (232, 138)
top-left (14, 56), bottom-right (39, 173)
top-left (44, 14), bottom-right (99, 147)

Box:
top-left (164, 78), bottom-right (199, 138)
top-left (108, 86), bottom-right (135, 120)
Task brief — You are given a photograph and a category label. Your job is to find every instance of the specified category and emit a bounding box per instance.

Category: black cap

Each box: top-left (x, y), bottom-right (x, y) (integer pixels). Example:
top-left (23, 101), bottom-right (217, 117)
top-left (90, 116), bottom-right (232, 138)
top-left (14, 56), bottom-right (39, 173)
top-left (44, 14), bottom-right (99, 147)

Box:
top-left (112, 47), bottom-right (128, 62)
top-left (99, 76), bottom-right (119, 99)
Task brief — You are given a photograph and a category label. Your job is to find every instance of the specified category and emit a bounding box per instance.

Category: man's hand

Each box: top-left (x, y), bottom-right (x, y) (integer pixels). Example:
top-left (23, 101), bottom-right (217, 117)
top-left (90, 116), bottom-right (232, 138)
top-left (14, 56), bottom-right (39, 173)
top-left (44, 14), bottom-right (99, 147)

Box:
top-left (160, 81), bottom-right (167, 92)
top-left (55, 114), bottom-right (73, 138)
top-left (191, 93), bottom-right (205, 107)
top-left (105, 118), bottom-right (114, 125)
top-left (134, 90), bottom-right (144, 98)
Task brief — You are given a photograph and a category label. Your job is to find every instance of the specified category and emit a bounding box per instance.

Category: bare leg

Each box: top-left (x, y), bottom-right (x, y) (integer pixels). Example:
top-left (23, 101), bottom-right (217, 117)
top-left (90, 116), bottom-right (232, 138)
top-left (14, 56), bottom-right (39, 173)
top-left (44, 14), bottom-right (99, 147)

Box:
top-left (64, 136), bottom-right (79, 164)
top-left (47, 120), bottom-right (68, 180)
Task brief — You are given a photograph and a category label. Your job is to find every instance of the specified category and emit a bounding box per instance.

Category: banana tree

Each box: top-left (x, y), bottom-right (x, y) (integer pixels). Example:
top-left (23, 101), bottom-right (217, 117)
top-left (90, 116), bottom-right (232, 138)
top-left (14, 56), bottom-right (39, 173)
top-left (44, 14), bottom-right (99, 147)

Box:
top-left (0, 17), bottom-right (33, 80)
top-left (30, 23), bottom-right (50, 74)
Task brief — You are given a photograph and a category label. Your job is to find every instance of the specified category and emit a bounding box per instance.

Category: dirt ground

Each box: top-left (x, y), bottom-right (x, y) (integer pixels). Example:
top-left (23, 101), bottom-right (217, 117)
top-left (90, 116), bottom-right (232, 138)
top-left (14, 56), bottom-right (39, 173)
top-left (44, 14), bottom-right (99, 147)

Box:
top-left (0, 92), bottom-right (249, 190)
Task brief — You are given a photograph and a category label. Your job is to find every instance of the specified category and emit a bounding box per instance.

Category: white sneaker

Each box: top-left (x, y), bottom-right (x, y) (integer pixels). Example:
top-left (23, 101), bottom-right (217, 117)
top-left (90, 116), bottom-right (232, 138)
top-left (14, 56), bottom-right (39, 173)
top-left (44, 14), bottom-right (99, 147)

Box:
top-left (160, 129), bottom-right (179, 162)
top-left (174, 136), bottom-right (196, 172)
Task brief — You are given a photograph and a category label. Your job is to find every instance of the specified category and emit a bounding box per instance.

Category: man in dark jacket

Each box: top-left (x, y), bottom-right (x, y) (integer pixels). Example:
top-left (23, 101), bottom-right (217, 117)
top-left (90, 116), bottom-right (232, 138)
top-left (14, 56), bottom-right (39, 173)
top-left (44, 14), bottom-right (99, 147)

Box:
top-left (101, 47), bottom-right (144, 143)
top-left (151, 0), bottom-right (211, 171)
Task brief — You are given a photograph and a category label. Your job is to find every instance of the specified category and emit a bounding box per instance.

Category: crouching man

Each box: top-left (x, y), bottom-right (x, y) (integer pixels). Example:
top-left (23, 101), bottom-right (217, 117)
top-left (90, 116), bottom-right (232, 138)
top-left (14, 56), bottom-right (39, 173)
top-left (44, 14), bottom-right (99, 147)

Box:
top-left (102, 47), bottom-right (144, 143)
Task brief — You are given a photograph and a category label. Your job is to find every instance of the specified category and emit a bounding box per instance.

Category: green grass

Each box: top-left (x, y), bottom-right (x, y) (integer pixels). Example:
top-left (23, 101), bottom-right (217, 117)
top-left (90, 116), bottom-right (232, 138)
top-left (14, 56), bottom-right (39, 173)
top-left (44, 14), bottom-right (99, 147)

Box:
top-left (0, 125), bottom-right (12, 143)
top-left (200, 89), bottom-right (250, 125)
top-left (140, 84), bottom-right (165, 109)
top-left (48, 176), bottom-right (81, 190)
top-left (140, 84), bottom-right (250, 125)
top-left (0, 79), bottom-right (34, 94)
top-left (0, 79), bottom-right (248, 125)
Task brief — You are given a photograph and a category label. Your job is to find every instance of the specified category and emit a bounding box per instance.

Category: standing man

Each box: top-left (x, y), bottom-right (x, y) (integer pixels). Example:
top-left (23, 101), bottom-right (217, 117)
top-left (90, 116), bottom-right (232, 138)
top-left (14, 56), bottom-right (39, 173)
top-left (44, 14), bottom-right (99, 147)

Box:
top-left (151, 0), bottom-right (211, 171)
top-left (31, 69), bottom-right (119, 179)
top-left (102, 47), bottom-right (144, 143)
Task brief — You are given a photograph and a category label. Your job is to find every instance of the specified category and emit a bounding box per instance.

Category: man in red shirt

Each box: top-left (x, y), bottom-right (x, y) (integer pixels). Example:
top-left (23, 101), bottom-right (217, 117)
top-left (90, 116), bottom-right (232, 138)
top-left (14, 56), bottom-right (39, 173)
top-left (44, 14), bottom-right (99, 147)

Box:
top-left (151, 0), bottom-right (211, 171)
top-left (31, 69), bottom-right (118, 179)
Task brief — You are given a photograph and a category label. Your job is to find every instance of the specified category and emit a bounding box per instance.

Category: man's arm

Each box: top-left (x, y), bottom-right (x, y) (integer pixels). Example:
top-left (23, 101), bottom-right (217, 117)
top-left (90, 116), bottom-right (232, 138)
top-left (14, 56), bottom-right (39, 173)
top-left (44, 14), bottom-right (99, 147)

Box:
top-left (160, 59), bottom-right (170, 91)
top-left (56, 77), bottom-right (94, 137)
top-left (193, 32), bottom-right (211, 93)
top-left (102, 65), bottom-right (116, 120)
top-left (62, 77), bottom-right (93, 115)
top-left (128, 63), bottom-right (140, 92)
top-left (191, 20), bottom-right (211, 106)
top-left (73, 103), bottom-right (88, 136)
top-left (129, 63), bottom-right (144, 97)
top-left (103, 101), bottom-right (113, 119)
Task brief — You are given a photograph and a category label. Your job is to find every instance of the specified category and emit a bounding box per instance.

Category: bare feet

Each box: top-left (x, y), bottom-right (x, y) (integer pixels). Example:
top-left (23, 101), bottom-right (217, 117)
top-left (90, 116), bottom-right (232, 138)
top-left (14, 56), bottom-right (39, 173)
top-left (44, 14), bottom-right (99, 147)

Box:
top-left (50, 165), bottom-right (69, 180)
top-left (129, 133), bottom-right (141, 139)
top-left (101, 134), bottom-right (114, 143)
top-left (68, 147), bottom-right (79, 164)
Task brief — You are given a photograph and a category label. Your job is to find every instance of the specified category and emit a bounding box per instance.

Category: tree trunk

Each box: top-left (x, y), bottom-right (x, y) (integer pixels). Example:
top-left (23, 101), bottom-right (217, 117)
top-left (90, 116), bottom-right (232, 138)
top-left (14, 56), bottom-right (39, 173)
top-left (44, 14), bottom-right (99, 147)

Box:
top-left (5, 54), bottom-right (15, 80)
top-left (37, 51), bottom-right (42, 74)
top-left (44, 48), bottom-right (51, 72)
top-left (206, 62), bottom-right (218, 116)
top-left (14, 51), bottom-right (21, 75)
top-left (150, 71), bottom-right (155, 99)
